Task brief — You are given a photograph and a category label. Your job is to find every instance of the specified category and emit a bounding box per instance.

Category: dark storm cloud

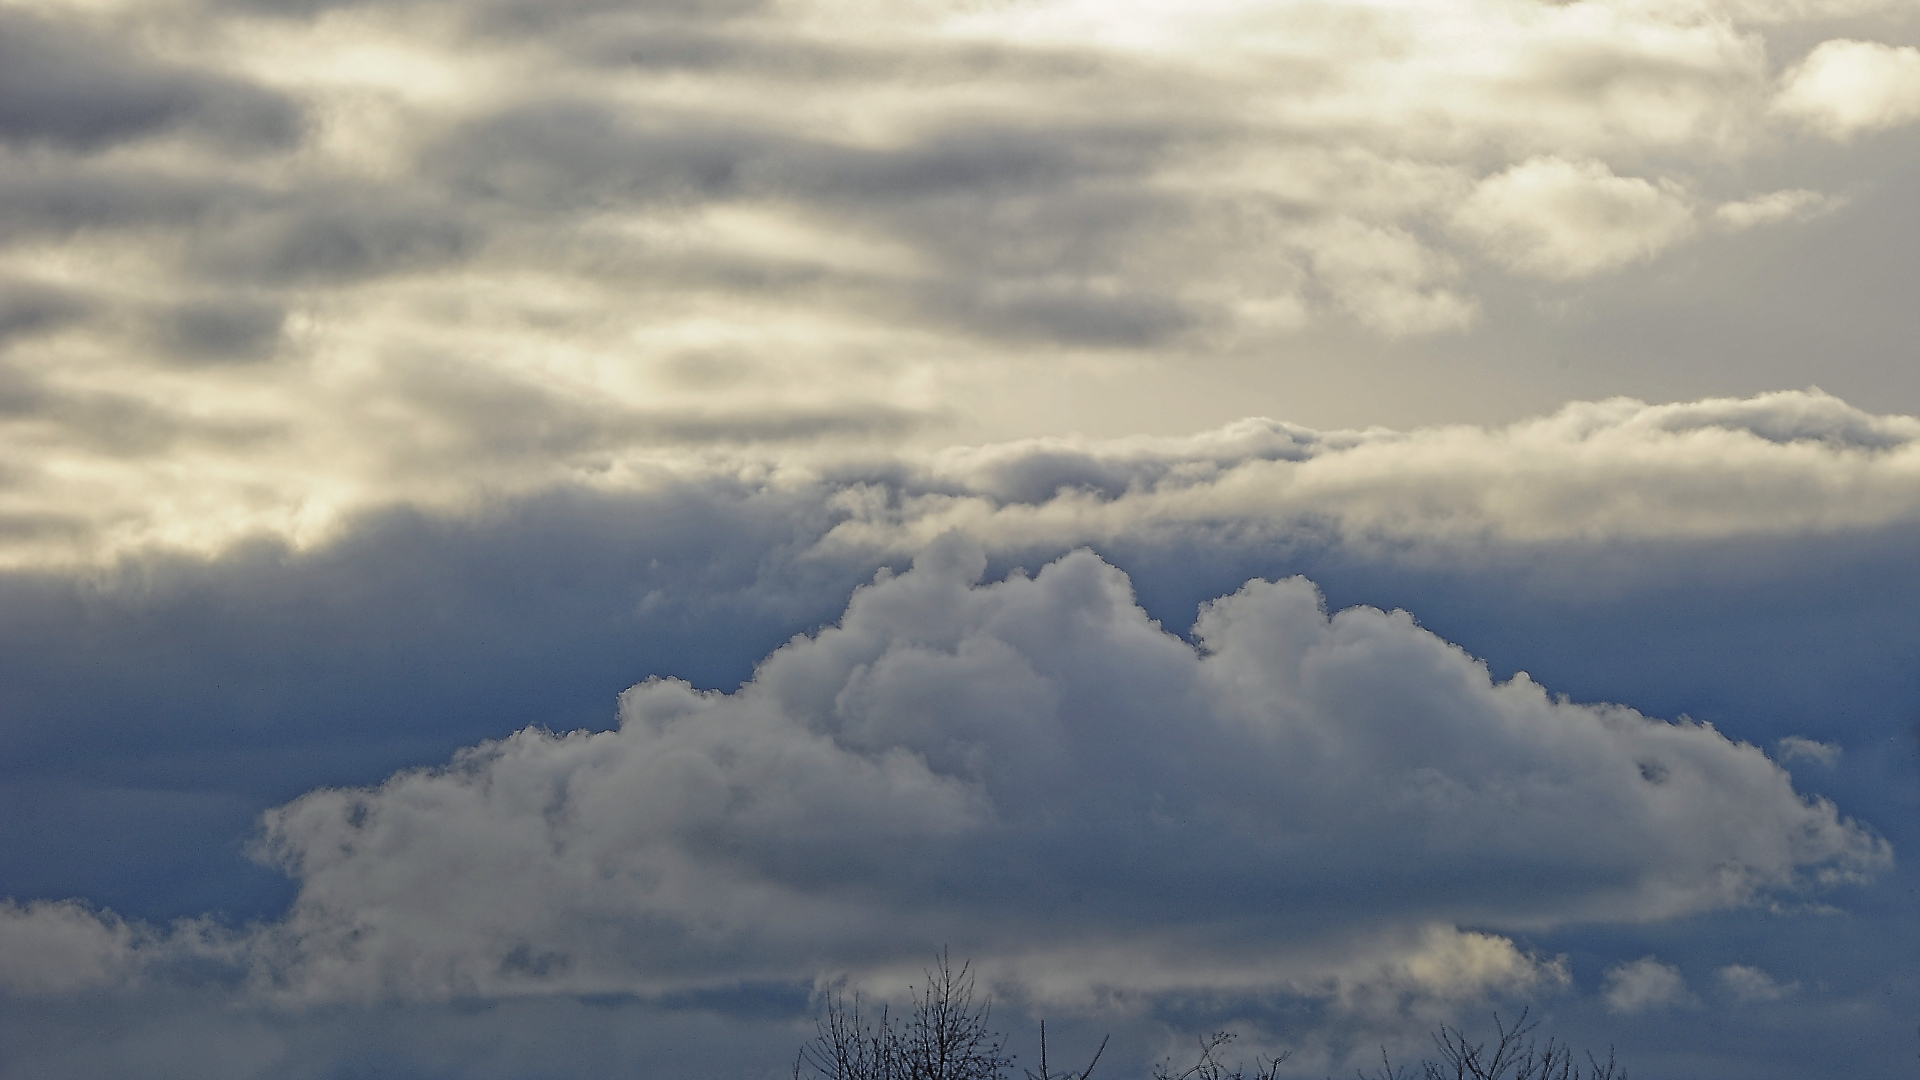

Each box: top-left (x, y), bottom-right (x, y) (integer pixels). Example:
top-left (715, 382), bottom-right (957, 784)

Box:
top-left (0, 10), bottom-right (303, 152)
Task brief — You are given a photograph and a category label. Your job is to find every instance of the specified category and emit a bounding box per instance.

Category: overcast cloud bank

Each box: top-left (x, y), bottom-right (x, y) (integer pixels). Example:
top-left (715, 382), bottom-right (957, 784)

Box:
top-left (6, 0), bottom-right (1920, 565)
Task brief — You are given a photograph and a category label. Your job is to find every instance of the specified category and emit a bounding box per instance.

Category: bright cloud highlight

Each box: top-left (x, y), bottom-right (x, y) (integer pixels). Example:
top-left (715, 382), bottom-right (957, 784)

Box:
top-left (1774, 39), bottom-right (1920, 138)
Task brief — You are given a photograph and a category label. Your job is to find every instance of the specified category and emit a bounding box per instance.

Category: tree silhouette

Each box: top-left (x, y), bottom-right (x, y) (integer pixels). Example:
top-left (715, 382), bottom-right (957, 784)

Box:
top-left (1357, 1010), bottom-right (1622, 1080)
top-left (793, 952), bottom-right (1103, 1080)
top-left (795, 957), bottom-right (1618, 1080)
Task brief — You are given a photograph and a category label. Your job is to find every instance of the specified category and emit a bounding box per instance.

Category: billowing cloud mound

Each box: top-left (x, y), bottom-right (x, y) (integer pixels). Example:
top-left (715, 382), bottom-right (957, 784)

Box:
top-left (9, 542), bottom-right (1879, 1004)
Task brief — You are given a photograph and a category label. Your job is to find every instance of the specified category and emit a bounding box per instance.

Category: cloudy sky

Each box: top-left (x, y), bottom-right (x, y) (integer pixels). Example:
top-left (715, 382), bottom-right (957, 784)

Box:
top-left (2, 0), bottom-right (1918, 1076)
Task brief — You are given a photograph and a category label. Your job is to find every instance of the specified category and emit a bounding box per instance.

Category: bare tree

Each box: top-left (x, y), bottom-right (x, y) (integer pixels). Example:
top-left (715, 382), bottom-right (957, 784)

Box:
top-left (893, 952), bottom-right (1013, 1080)
top-left (796, 959), bottom-right (1617, 1080)
top-left (1151, 1031), bottom-right (1290, 1080)
top-left (795, 985), bottom-right (899, 1080)
top-left (795, 951), bottom-right (1017, 1080)
top-left (796, 952), bottom-right (1111, 1080)
top-left (1359, 1010), bottom-right (1623, 1080)
top-left (1026, 1021), bottom-right (1107, 1080)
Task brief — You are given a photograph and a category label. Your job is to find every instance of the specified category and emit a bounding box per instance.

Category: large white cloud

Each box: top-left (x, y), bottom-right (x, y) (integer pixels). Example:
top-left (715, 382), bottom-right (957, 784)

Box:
top-left (3, 540), bottom-right (1882, 1006)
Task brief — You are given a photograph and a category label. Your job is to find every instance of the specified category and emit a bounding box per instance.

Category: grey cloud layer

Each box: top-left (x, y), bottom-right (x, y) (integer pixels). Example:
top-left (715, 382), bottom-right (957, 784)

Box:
top-left (3, 0), bottom-right (1919, 566)
top-left (0, 9), bottom-right (302, 151)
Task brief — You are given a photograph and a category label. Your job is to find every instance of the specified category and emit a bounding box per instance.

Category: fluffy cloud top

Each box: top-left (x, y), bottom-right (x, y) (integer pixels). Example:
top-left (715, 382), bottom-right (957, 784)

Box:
top-left (1716, 963), bottom-right (1793, 1002)
top-left (4, 542), bottom-right (1881, 1005)
top-left (1774, 39), bottom-right (1920, 138)
top-left (1452, 158), bottom-right (1695, 280)
top-left (1602, 956), bottom-right (1693, 1013)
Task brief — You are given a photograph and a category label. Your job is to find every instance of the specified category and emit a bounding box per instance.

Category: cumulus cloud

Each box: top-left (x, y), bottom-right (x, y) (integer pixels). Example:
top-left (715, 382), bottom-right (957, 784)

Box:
top-left (1716, 963), bottom-right (1795, 1001)
top-left (0, 900), bottom-right (144, 995)
top-left (1, 543), bottom-right (1880, 1005)
top-left (1452, 158), bottom-right (1696, 279)
top-left (1776, 735), bottom-right (1841, 765)
top-left (1602, 956), bottom-right (1693, 1013)
top-left (1774, 39), bottom-right (1920, 139)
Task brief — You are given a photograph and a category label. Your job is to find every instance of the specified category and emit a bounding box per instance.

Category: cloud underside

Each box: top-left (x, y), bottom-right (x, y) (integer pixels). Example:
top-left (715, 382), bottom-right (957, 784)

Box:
top-left (0, 540), bottom-right (1881, 1005)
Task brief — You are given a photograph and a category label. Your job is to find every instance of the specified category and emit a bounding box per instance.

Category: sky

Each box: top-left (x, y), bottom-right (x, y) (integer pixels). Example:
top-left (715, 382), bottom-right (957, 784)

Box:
top-left (0, 0), bottom-right (1918, 1077)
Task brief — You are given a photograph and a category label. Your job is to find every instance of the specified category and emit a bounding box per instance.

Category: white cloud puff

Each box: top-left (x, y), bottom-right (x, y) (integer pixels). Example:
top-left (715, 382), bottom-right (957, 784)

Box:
top-left (1774, 39), bottom-right (1920, 138)
top-left (1602, 956), bottom-right (1693, 1013)
top-left (1716, 962), bottom-right (1795, 1001)
top-left (0, 900), bottom-right (141, 995)
top-left (1712, 188), bottom-right (1830, 229)
top-left (1451, 158), bottom-right (1696, 279)
top-left (4, 541), bottom-right (1880, 1004)
top-left (1298, 217), bottom-right (1478, 336)
top-left (0, 899), bottom-right (239, 995)
top-left (1776, 735), bottom-right (1841, 765)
